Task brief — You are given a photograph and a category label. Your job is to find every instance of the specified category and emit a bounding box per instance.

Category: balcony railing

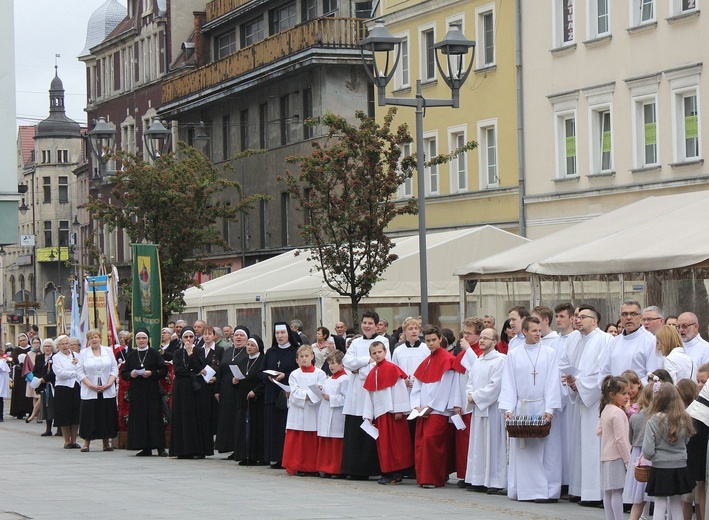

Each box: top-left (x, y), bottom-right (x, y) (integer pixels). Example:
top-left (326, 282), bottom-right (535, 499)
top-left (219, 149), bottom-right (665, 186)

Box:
top-left (163, 17), bottom-right (366, 104)
top-left (206, 0), bottom-right (250, 21)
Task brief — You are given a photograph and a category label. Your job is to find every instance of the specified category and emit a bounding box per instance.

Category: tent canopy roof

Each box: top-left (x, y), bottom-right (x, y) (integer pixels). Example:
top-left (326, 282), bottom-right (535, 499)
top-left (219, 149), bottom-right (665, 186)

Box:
top-left (183, 226), bottom-right (528, 309)
top-left (455, 191), bottom-right (709, 278)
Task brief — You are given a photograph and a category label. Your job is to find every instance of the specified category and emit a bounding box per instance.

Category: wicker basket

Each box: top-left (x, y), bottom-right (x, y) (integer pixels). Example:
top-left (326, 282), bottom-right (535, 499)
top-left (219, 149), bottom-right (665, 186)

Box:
top-left (505, 416), bottom-right (551, 438)
top-left (634, 464), bottom-right (651, 483)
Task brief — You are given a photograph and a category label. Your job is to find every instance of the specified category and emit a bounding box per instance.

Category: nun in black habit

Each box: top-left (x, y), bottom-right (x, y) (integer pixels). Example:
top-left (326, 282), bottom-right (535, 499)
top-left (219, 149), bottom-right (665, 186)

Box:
top-left (259, 322), bottom-right (301, 468)
top-left (120, 328), bottom-right (168, 456)
top-left (215, 325), bottom-right (250, 456)
top-left (232, 334), bottom-right (266, 465)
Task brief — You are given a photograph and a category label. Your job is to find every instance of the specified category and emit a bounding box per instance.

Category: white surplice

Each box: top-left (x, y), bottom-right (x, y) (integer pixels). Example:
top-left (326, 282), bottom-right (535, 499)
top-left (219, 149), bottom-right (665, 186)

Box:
top-left (0, 358), bottom-right (10, 399)
top-left (562, 328), bottom-right (609, 501)
top-left (391, 341), bottom-right (429, 396)
top-left (552, 330), bottom-right (580, 486)
top-left (663, 347), bottom-right (696, 383)
top-left (598, 327), bottom-right (660, 382)
top-left (316, 374), bottom-right (349, 438)
top-left (410, 371), bottom-right (461, 416)
top-left (683, 335), bottom-right (709, 367)
top-left (342, 334), bottom-right (390, 417)
top-left (464, 349), bottom-right (506, 489)
top-left (286, 368), bottom-right (327, 431)
top-left (362, 377), bottom-right (410, 420)
top-left (499, 342), bottom-right (562, 501)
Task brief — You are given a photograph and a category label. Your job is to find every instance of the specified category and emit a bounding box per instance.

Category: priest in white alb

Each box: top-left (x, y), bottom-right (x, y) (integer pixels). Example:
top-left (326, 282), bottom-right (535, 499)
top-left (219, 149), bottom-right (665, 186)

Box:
top-left (499, 316), bottom-right (562, 503)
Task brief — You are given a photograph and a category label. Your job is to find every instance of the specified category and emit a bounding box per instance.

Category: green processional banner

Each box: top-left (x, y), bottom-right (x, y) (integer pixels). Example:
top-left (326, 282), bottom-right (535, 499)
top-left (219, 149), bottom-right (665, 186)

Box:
top-left (132, 243), bottom-right (163, 348)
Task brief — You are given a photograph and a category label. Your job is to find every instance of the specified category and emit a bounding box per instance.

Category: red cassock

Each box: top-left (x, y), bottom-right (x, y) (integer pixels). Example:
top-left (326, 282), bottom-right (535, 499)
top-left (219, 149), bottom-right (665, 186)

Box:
top-left (283, 430), bottom-right (318, 474)
top-left (413, 348), bottom-right (458, 487)
top-left (316, 437), bottom-right (343, 475)
top-left (364, 360), bottom-right (414, 474)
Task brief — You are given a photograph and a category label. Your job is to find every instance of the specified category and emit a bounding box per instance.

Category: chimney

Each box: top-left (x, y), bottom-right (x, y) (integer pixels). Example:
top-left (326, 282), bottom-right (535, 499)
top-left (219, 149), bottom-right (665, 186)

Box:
top-left (193, 12), bottom-right (208, 67)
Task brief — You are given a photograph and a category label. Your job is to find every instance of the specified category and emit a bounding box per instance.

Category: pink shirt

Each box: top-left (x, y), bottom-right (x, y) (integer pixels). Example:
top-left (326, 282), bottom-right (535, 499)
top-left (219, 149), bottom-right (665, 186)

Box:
top-left (598, 404), bottom-right (631, 464)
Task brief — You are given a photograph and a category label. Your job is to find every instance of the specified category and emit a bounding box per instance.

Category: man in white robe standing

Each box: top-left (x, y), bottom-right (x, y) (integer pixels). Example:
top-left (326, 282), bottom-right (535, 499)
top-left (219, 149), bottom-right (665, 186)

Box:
top-left (678, 312), bottom-right (709, 367)
top-left (391, 317), bottom-right (429, 394)
top-left (599, 300), bottom-right (660, 382)
top-left (499, 316), bottom-right (562, 503)
top-left (463, 328), bottom-right (506, 493)
top-left (641, 305), bottom-right (665, 336)
top-left (561, 304), bottom-right (609, 507)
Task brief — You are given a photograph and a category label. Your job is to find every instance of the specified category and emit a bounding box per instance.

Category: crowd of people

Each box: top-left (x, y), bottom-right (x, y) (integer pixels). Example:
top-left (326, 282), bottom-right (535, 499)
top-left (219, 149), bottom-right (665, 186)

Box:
top-left (2, 303), bottom-right (709, 520)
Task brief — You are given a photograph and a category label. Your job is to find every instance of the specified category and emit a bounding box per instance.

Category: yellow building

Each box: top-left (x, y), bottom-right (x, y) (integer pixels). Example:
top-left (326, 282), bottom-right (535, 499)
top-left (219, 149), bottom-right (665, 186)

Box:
top-left (375, 0), bottom-right (520, 235)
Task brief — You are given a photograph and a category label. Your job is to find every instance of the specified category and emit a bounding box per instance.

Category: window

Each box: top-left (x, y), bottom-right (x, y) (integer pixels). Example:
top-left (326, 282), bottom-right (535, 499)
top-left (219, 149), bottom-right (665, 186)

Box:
top-left (420, 25), bottom-right (436, 81)
top-left (477, 120), bottom-right (498, 188)
top-left (397, 142), bottom-right (413, 199)
top-left (281, 192), bottom-right (290, 246)
top-left (302, 0), bottom-right (317, 21)
top-left (240, 109), bottom-right (249, 151)
top-left (216, 30), bottom-right (237, 60)
top-left (242, 17), bottom-right (264, 47)
top-left (449, 127), bottom-right (468, 191)
top-left (222, 115), bottom-right (231, 161)
top-left (475, 5), bottom-right (495, 67)
top-left (635, 100), bottom-right (658, 166)
top-left (423, 133), bottom-right (438, 195)
top-left (280, 94), bottom-right (290, 146)
top-left (270, 3), bottom-right (297, 34)
top-left (592, 109), bottom-right (613, 172)
top-left (260, 199), bottom-right (269, 248)
top-left (563, 0), bottom-right (575, 44)
top-left (667, 66), bottom-right (701, 163)
top-left (44, 221), bottom-right (52, 247)
top-left (59, 221), bottom-right (69, 247)
top-left (588, 0), bottom-right (610, 38)
top-left (302, 88), bottom-right (313, 139)
top-left (394, 34), bottom-right (410, 89)
top-left (631, 0), bottom-right (655, 25)
top-left (323, 0), bottom-right (338, 16)
top-left (43, 177), bottom-right (51, 203)
top-left (57, 150), bottom-right (69, 163)
top-left (563, 116), bottom-right (577, 176)
top-left (58, 176), bottom-right (69, 203)
top-left (354, 1), bottom-right (372, 18)
top-left (42, 150), bottom-right (51, 164)
top-left (121, 121), bottom-right (136, 154)
top-left (259, 103), bottom-right (268, 149)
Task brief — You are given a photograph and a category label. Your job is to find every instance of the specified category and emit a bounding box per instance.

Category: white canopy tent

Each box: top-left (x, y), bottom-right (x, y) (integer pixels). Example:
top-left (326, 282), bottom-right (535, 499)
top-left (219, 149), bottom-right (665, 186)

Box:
top-left (455, 191), bottom-right (709, 327)
top-left (180, 226), bottom-right (528, 339)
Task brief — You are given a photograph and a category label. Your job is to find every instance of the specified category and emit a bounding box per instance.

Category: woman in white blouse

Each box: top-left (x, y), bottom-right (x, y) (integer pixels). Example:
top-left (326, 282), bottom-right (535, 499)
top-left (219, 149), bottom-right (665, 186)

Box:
top-left (658, 324), bottom-right (695, 383)
top-left (52, 335), bottom-right (81, 449)
top-left (77, 329), bottom-right (119, 452)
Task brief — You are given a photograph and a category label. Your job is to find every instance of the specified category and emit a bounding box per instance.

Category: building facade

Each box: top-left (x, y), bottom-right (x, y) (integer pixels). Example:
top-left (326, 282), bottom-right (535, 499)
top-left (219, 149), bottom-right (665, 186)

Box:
top-left (374, 0), bottom-right (520, 236)
top-left (158, 0), bottom-right (373, 276)
top-left (522, 0), bottom-right (709, 238)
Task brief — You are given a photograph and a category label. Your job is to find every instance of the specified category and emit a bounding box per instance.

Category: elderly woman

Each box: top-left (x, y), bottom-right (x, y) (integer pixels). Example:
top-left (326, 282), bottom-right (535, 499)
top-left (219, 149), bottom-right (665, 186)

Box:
top-left (10, 332), bottom-right (33, 419)
top-left (121, 329), bottom-right (168, 457)
top-left (658, 324), bottom-right (695, 383)
top-left (52, 335), bottom-right (81, 449)
top-left (215, 325), bottom-right (250, 457)
top-left (260, 322), bottom-right (301, 468)
top-left (77, 329), bottom-right (119, 452)
top-left (24, 336), bottom-right (43, 423)
top-left (171, 326), bottom-right (211, 459)
top-left (32, 339), bottom-right (57, 436)
top-left (159, 327), bottom-right (179, 362)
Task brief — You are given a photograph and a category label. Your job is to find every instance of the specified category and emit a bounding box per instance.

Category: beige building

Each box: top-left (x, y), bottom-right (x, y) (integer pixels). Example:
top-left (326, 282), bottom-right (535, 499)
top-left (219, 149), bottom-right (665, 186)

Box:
top-left (522, 0), bottom-right (709, 238)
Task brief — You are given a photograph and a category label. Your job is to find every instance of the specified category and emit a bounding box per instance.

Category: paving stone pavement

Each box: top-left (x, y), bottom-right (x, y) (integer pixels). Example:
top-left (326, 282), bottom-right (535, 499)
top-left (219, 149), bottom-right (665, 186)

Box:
top-left (0, 415), bottom-right (609, 520)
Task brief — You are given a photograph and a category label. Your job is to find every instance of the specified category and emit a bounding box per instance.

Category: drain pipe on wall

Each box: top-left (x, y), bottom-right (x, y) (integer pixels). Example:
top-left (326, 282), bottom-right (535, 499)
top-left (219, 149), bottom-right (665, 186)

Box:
top-left (515, 0), bottom-right (527, 238)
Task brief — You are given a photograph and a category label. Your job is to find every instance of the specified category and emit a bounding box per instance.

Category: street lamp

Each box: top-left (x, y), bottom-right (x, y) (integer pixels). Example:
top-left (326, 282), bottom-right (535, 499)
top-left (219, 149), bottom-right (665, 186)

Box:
top-left (87, 116), bottom-right (116, 181)
top-left (193, 121), bottom-right (210, 153)
top-left (144, 118), bottom-right (172, 160)
top-left (359, 20), bottom-right (475, 325)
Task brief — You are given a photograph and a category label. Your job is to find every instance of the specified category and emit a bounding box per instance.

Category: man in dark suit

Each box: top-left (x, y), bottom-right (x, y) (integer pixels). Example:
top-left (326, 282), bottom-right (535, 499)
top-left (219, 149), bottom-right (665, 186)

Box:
top-left (376, 319), bottom-right (398, 355)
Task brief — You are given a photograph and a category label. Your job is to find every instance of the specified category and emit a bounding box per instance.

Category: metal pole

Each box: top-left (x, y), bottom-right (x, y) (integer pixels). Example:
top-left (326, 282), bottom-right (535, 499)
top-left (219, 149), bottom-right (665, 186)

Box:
top-left (415, 80), bottom-right (429, 325)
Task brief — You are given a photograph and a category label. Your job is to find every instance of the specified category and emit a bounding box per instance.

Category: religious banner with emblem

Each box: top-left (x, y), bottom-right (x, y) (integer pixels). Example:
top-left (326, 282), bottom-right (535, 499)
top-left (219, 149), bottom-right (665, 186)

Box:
top-left (132, 244), bottom-right (162, 347)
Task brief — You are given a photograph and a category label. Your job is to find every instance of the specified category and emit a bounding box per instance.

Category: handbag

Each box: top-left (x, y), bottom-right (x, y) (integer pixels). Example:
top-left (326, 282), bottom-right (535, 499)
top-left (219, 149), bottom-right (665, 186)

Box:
top-left (634, 463), bottom-right (650, 483)
top-left (275, 389), bottom-right (288, 411)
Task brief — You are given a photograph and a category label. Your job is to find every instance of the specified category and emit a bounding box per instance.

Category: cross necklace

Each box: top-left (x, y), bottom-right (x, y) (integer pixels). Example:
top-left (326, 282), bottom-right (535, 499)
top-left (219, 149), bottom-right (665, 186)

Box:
top-left (523, 344), bottom-right (542, 385)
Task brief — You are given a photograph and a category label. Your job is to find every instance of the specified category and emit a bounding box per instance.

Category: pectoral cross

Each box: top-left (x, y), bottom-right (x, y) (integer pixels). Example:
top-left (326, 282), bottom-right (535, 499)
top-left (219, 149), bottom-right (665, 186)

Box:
top-left (277, 360), bottom-right (281, 368)
top-left (532, 369), bottom-right (538, 385)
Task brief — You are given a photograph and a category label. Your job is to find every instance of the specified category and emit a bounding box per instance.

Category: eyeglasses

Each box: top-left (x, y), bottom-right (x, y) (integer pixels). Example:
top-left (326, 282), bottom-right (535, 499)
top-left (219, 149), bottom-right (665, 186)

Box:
top-left (641, 317), bottom-right (662, 323)
top-left (479, 336), bottom-right (496, 342)
top-left (620, 312), bottom-right (640, 318)
top-left (182, 334), bottom-right (195, 338)
top-left (577, 314), bottom-right (595, 320)
top-left (679, 323), bottom-right (697, 330)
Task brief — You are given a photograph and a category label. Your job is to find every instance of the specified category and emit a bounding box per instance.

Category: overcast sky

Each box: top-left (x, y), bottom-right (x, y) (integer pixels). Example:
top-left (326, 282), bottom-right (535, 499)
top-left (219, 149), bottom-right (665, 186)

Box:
top-left (14, 0), bottom-right (124, 128)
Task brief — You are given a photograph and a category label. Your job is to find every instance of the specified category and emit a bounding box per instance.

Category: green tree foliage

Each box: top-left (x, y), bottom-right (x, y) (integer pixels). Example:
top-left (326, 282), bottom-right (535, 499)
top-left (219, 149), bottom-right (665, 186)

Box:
top-left (281, 109), bottom-right (418, 324)
top-left (82, 143), bottom-right (267, 316)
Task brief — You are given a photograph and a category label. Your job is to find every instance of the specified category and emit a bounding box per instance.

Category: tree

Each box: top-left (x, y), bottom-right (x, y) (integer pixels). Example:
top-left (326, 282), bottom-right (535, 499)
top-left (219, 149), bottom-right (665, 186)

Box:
top-left (280, 109), bottom-right (417, 324)
top-left (82, 143), bottom-right (267, 316)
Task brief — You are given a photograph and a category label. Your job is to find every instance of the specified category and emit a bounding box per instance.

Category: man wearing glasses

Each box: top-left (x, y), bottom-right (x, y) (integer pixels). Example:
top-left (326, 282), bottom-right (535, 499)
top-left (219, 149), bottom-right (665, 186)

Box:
top-left (599, 300), bottom-right (659, 382)
top-left (561, 304), bottom-right (608, 507)
top-left (641, 306), bottom-right (665, 335)
top-left (677, 312), bottom-right (709, 367)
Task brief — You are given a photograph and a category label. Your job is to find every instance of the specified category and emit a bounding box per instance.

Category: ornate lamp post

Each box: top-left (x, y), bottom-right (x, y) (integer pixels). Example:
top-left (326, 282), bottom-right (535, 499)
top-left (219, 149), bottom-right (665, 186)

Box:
top-left (359, 20), bottom-right (475, 324)
top-left (87, 116), bottom-right (116, 181)
top-left (144, 118), bottom-right (172, 160)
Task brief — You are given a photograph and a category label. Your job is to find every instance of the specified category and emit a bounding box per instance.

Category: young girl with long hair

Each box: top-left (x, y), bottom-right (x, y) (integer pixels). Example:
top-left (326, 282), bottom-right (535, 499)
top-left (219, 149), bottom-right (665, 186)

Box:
top-left (623, 384), bottom-right (654, 520)
top-left (598, 376), bottom-right (631, 520)
top-left (621, 370), bottom-right (642, 417)
top-left (642, 382), bottom-right (695, 519)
